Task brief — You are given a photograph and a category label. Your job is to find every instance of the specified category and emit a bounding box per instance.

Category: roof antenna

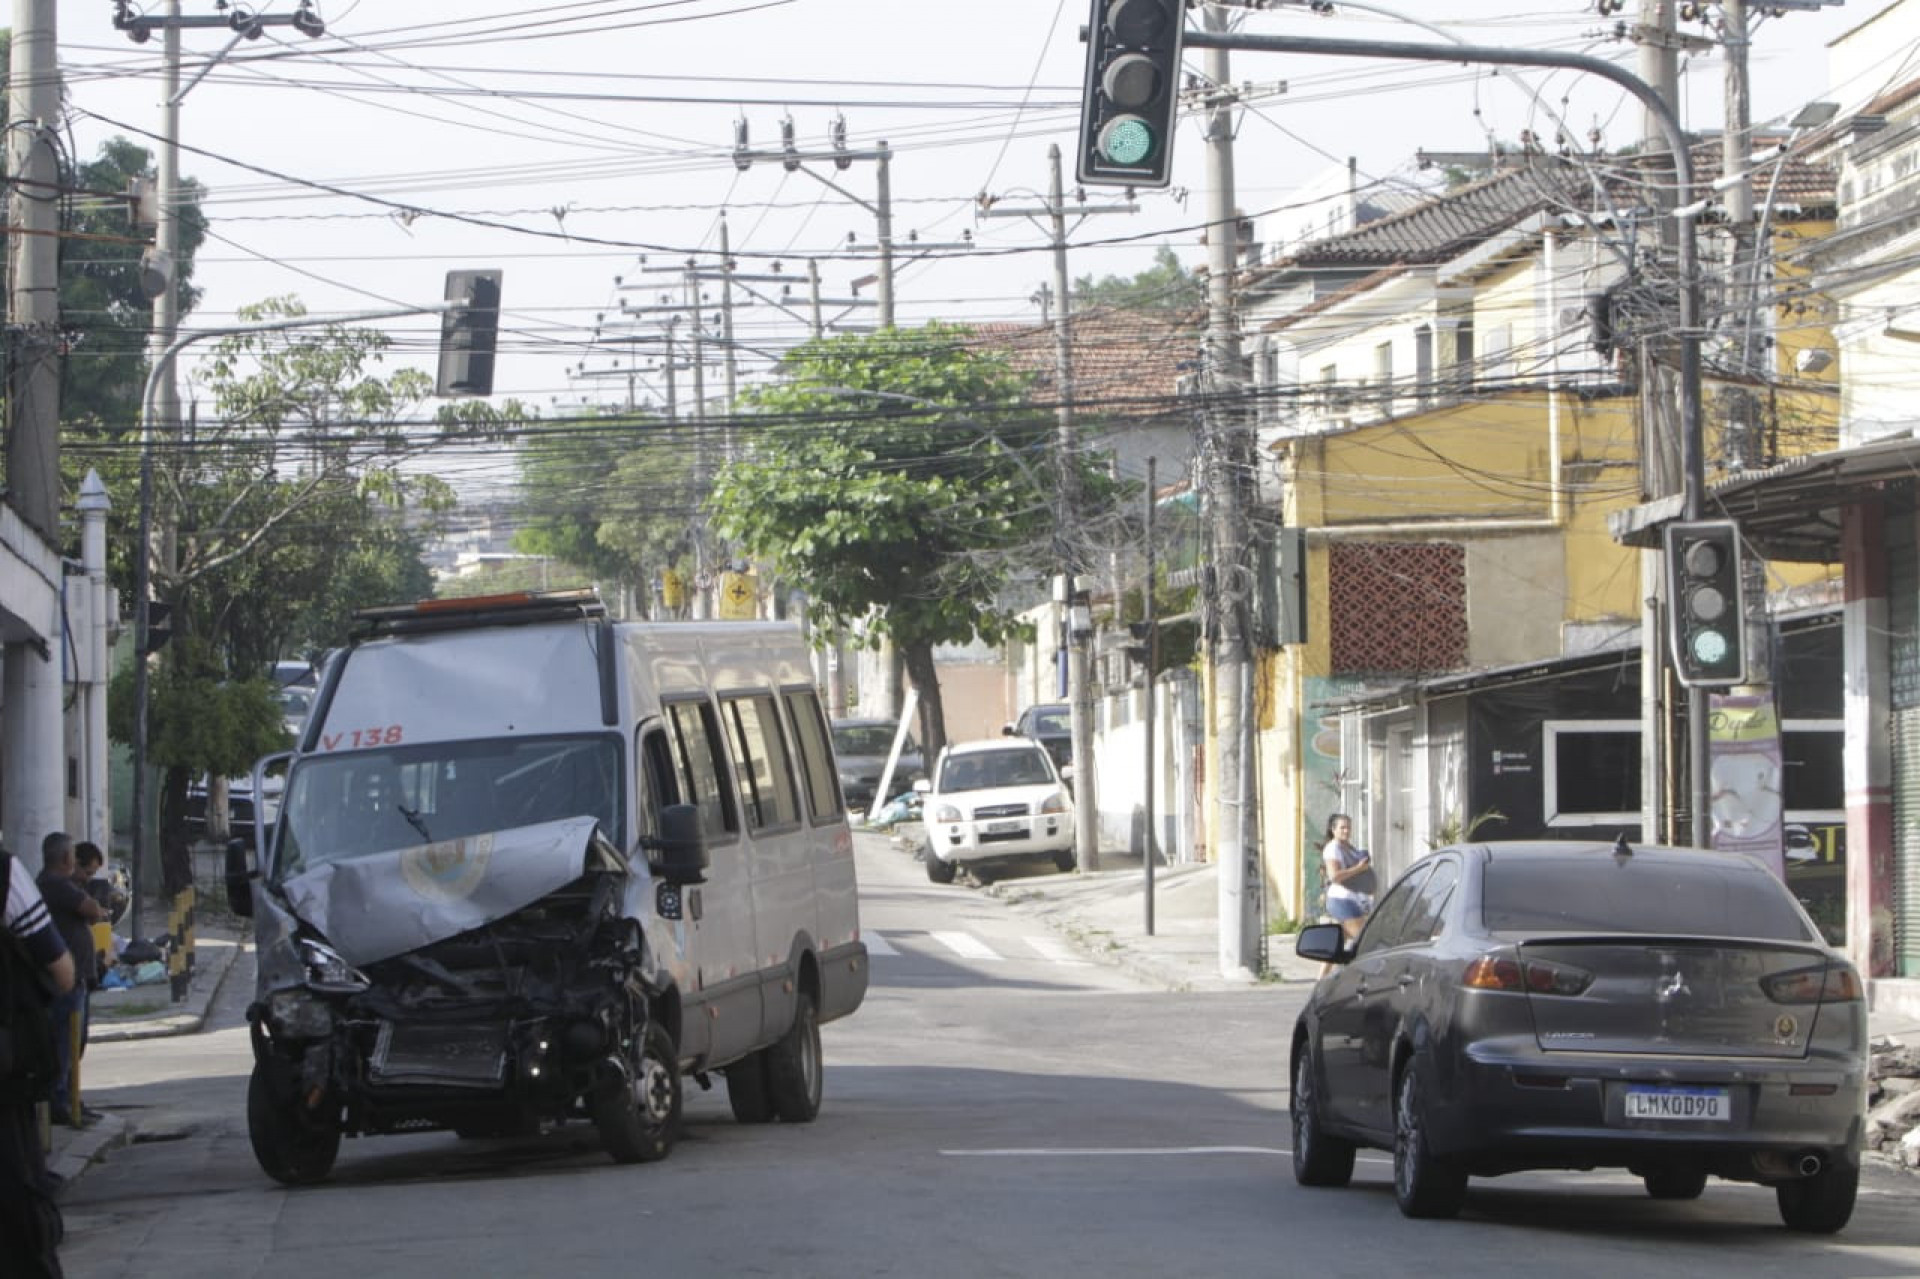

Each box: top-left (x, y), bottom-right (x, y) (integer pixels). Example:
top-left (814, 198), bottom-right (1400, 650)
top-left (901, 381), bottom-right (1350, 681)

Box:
top-left (1612, 833), bottom-right (1633, 858)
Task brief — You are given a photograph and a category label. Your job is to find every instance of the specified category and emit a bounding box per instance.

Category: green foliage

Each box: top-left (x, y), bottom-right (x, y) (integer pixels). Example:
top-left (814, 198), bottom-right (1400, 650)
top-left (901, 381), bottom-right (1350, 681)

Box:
top-left (107, 641), bottom-right (290, 778)
top-left (712, 324), bottom-right (1083, 750)
top-left (513, 410), bottom-right (696, 595)
top-left (439, 557), bottom-right (593, 599)
top-left (1427, 806), bottom-right (1507, 849)
top-left (1072, 246), bottom-right (1202, 315)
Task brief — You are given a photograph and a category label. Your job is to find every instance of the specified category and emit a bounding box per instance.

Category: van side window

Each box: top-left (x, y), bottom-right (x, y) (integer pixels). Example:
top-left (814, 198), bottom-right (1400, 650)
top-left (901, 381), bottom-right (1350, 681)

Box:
top-left (783, 689), bottom-right (844, 822)
top-left (720, 693), bottom-right (801, 831)
top-left (666, 700), bottom-right (739, 839)
top-left (637, 725), bottom-right (680, 836)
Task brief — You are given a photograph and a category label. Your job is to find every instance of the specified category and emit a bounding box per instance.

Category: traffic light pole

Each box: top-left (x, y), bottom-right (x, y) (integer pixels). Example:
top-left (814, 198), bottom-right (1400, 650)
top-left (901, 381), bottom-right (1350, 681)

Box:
top-left (1178, 23), bottom-right (1711, 846)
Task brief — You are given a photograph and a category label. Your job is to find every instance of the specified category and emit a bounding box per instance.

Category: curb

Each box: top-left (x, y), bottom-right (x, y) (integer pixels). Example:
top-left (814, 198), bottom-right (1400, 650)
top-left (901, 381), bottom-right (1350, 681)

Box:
top-left (90, 938), bottom-right (243, 1044)
top-left (49, 1112), bottom-right (133, 1188)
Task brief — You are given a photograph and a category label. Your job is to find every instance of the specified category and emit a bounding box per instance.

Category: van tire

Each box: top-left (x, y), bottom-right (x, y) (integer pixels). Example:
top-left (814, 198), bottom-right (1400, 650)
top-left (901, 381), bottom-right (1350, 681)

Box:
top-left (1051, 849), bottom-right (1076, 874)
top-left (247, 1060), bottom-right (340, 1186)
top-left (925, 850), bottom-right (956, 884)
top-left (593, 1021), bottom-right (680, 1163)
top-left (726, 1052), bottom-right (776, 1124)
top-left (766, 991), bottom-right (823, 1123)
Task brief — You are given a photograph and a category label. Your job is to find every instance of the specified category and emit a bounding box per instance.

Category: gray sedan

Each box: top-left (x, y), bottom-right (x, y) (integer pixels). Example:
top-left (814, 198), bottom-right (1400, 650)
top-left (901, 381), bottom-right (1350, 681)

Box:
top-left (1291, 840), bottom-right (1867, 1231)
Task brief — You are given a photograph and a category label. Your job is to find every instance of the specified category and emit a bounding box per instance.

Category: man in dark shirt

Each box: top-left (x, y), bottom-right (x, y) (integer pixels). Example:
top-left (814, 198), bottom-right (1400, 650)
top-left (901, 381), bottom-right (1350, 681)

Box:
top-left (34, 834), bottom-right (99, 1128)
top-left (4, 842), bottom-right (73, 1278)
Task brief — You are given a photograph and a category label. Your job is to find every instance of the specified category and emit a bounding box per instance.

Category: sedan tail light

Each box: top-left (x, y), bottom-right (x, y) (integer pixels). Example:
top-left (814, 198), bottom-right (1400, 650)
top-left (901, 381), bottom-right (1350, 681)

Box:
top-left (1462, 950), bottom-right (1593, 996)
top-left (1760, 964), bottom-right (1863, 1004)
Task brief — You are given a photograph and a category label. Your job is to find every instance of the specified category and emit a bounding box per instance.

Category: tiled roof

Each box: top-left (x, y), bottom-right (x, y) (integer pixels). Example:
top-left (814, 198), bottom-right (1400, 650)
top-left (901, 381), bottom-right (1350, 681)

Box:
top-left (970, 307), bottom-right (1201, 404)
top-left (1247, 143), bottom-right (1835, 285)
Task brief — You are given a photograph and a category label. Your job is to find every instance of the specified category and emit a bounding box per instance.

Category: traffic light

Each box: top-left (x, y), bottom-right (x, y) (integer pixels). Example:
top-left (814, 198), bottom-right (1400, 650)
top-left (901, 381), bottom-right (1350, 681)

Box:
top-left (1077, 0), bottom-right (1185, 188)
top-left (436, 269), bottom-right (502, 397)
top-left (142, 600), bottom-right (173, 655)
top-left (1664, 520), bottom-right (1746, 687)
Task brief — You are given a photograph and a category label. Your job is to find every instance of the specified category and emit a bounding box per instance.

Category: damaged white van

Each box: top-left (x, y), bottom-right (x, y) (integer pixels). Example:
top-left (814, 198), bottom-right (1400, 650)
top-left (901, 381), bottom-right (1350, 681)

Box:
top-left (226, 588), bottom-right (868, 1184)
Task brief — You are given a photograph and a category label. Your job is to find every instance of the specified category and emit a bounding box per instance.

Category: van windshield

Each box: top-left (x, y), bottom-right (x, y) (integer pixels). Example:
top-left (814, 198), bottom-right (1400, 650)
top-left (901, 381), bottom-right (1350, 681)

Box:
top-left (271, 734), bottom-right (623, 882)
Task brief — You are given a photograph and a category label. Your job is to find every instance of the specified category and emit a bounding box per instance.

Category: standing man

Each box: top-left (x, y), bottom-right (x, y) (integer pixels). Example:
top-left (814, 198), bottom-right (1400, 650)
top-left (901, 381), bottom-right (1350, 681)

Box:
top-left (3, 842), bottom-right (73, 1278)
top-left (34, 835), bottom-right (99, 1127)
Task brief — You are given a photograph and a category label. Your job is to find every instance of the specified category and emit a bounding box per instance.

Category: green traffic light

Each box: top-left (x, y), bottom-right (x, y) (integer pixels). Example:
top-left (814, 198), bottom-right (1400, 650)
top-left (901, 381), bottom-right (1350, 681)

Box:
top-left (1098, 116), bottom-right (1156, 166)
top-left (1691, 629), bottom-right (1730, 667)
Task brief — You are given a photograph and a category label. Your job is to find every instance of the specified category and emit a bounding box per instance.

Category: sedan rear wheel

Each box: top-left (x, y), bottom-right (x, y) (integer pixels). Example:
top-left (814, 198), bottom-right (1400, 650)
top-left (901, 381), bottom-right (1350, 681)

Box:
top-left (1642, 1167), bottom-right (1708, 1200)
top-left (1291, 1050), bottom-right (1355, 1187)
top-left (1392, 1059), bottom-right (1467, 1219)
top-left (1776, 1160), bottom-right (1858, 1234)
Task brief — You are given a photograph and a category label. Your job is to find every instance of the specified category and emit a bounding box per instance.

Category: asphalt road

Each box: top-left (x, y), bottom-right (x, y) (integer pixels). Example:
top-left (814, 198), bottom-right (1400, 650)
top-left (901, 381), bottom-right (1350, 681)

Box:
top-left (55, 837), bottom-right (1920, 1279)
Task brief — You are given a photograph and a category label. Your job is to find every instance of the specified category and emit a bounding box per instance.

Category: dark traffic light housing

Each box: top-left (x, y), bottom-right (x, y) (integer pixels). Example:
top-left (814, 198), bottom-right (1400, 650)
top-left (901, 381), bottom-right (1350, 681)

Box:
top-left (1664, 519), bottom-right (1746, 687)
top-left (141, 600), bottom-right (173, 656)
top-left (436, 269), bottom-right (503, 397)
top-left (1077, 0), bottom-right (1185, 188)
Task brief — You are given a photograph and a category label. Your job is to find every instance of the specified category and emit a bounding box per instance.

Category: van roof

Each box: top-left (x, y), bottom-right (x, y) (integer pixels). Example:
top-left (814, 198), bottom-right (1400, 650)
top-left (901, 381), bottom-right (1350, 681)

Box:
top-left (352, 588), bottom-right (606, 640)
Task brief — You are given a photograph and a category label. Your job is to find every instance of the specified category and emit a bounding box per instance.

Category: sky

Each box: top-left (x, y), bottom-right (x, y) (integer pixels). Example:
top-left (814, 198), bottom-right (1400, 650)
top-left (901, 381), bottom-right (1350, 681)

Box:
top-left (55, 1), bottom-right (1906, 497)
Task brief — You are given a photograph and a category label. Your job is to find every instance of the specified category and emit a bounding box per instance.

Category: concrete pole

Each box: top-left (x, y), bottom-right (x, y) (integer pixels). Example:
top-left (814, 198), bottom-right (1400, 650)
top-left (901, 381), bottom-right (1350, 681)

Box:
top-left (1202, 5), bottom-right (1259, 980)
top-left (719, 214), bottom-right (739, 459)
top-left (2, 0), bottom-right (66, 859)
top-left (79, 473), bottom-right (113, 850)
top-left (1048, 144), bottom-right (1099, 873)
top-left (6, 0), bottom-right (62, 541)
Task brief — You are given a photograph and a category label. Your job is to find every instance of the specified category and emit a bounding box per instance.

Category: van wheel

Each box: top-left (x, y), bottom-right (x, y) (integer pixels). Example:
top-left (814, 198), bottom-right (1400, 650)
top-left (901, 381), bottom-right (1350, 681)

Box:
top-left (766, 991), bottom-right (823, 1123)
top-left (1052, 849), bottom-right (1076, 874)
top-left (593, 1022), bottom-right (680, 1163)
top-left (726, 1051), bottom-right (776, 1124)
top-left (925, 850), bottom-right (956, 884)
top-left (247, 1060), bottom-right (339, 1186)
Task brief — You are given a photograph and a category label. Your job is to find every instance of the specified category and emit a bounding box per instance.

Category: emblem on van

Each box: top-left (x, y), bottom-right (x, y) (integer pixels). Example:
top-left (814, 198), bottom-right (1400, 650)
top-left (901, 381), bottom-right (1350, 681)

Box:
top-left (400, 834), bottom-right (492, 903)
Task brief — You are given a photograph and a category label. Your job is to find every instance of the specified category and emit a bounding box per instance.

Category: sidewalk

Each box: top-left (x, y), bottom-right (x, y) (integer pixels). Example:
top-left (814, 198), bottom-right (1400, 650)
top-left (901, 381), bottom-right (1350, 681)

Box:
top-left (44, 913), bottom-right (246, 1187)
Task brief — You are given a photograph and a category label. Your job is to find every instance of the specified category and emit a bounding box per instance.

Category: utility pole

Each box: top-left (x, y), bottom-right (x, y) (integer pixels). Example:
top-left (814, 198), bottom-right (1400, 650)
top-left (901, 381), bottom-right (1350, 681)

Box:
top-left (2, 0), bottom-right (66, 861)
top-left (5, 0), bottom-right (61, 542)
top-left (1200, 4), bottom-right (1260, 980)
top-left (976, 144), bottom-right (1135, 873)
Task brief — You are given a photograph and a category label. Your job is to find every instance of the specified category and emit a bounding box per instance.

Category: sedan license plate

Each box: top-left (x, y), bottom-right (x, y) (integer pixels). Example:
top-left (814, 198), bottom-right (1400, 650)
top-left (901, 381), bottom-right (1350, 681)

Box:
top-left (1623, 1086), bottom-right (1730, 1122)
top-left (983, 819), bottom-right (1024, 834)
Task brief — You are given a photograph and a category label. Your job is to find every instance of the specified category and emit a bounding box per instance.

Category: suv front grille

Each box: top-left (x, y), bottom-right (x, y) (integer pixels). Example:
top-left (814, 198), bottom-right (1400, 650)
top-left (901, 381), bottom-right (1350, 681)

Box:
top-left (973, 802), bottom-right (1029, 820)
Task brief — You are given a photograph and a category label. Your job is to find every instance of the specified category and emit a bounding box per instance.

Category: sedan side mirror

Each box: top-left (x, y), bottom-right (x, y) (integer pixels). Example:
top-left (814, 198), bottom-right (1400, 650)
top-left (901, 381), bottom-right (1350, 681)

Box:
top-left (1295, 922), bottom-right (1350, 964)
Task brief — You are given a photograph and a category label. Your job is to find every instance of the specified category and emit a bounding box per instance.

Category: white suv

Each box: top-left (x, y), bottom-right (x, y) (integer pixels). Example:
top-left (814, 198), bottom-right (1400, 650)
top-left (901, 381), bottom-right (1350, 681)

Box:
top-left (915, 739), bottom-right (1075, 884)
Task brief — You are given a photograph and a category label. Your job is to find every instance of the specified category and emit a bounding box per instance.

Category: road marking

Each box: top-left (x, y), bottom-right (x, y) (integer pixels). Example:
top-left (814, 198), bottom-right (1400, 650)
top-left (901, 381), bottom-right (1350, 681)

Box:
top-left (943, 1146), bottom-right (1288, 1158)
top-left (1023, 935), bottom-right (1091, 966)
top-left (863, 931), bottom-right (899, 956)
top-left (931, 930), bottom-right (1003, 961)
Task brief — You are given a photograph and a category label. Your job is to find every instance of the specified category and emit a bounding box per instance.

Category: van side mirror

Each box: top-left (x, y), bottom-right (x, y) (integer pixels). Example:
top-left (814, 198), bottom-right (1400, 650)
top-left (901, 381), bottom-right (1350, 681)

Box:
top-left (224, 837), bottom-right (255, 918)
top-left (644, 803), bottom-right (709, 885)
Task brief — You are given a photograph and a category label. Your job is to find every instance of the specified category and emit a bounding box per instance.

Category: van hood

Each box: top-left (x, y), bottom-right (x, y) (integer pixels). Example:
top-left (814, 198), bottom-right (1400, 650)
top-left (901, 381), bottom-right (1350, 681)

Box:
top-left (280, 815), bottom-right (607, 967)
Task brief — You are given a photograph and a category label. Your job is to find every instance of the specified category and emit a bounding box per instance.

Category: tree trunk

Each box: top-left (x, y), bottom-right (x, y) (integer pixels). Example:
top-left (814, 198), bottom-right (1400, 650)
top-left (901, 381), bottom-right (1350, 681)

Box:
top-left (901, 641), bottom-right (947, 761)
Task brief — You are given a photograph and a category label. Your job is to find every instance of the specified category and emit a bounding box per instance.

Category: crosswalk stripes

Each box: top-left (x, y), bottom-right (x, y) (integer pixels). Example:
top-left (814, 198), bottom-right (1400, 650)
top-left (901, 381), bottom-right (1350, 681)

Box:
top-left (866, 929), bottom-right (1093, 968)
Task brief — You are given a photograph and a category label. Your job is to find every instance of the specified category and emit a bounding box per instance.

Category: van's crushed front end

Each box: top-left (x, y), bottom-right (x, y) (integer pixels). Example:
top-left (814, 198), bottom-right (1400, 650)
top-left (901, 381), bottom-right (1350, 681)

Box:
top-left (244, 816), bottom-right (681, 1184)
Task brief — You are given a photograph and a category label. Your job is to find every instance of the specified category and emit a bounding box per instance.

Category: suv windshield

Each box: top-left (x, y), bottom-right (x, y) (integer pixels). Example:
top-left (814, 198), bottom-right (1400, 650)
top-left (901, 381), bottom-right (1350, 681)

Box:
top-left (938, 747), bottom-right (1054, 792)
top-left (273, 734), bottom-right (622, 882)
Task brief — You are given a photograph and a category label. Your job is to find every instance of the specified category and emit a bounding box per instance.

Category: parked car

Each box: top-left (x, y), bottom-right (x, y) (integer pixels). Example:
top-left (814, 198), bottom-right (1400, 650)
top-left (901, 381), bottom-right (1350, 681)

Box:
top-left (1007, 702), bottom-right (1072, 771)
top-left (1289, 840), bottom-right (1867, 1231)
top-left (915, 738), bottom-right (1074, 885)
top-left (829, 716), bottom-right (923, 812)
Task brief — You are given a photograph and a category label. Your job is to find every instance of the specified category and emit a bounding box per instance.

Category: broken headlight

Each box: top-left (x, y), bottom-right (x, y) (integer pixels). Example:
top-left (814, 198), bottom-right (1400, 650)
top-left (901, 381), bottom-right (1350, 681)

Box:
top-left (299, 938), bottom-right (371, 994)
top-left (267, 989), bottom-right (337, 1039)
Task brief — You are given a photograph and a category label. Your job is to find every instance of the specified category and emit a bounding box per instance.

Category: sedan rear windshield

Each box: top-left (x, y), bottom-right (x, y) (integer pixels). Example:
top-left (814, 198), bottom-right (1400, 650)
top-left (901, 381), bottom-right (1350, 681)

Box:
top-left (1482, 855), bottom-right (1815, 942)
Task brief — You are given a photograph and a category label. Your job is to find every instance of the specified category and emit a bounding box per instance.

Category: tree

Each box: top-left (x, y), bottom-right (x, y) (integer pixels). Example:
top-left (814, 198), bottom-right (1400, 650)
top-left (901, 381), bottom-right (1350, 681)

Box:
top-left (513, 410), bottom-right (700, 607)
top-left (1073, 245), bottom-right (1202, 315)
top-left (98, 295), bottom-right (516, 845)
top-left (710, 324), bottom-right (1079, 756)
